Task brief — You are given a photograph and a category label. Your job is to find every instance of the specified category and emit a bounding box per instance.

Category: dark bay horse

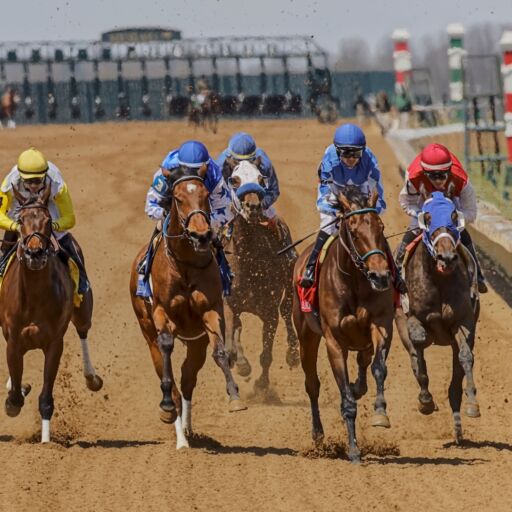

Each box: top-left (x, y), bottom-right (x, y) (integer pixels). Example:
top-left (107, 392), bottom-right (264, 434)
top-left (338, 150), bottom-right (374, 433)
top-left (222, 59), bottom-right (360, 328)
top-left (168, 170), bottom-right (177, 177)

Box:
top-left (293, 186), bottom-right (394, 463)
top-left (0, 182), bottom-right (102, 443)
top-left (129, 166), bottom-right (246, 450)
top-left (187, 91), bottom-right (222, 134)
top-left (0, 87), bottom-right (19, 128)
top-left (395, 189), bottom-right (480, 443)
top-left (224, 161), bottom-right (299, 391)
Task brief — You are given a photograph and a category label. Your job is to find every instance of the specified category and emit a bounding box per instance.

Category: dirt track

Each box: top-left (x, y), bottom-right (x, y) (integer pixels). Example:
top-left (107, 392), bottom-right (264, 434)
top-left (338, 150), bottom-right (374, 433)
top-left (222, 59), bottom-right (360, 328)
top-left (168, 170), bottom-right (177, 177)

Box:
top-left (0, 119), bottom-right (511, 512)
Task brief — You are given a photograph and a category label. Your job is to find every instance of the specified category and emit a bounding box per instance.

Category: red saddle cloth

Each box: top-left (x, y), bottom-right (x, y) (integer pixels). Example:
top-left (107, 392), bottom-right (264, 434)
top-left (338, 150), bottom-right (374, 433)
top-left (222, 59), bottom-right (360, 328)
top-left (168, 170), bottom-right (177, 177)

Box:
top-left (297, 261), bottom-right (320, 313)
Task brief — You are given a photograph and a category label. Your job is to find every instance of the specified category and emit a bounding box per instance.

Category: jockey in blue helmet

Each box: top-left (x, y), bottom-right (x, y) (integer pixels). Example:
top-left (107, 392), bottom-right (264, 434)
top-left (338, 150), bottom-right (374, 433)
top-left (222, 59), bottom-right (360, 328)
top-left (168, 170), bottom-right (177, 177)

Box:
top-left (216, 132), bottom-right (295, 257)
top-left (299, 123), bottom-right (405, 292)
top-left (136, 140), bottom-right (233, 298)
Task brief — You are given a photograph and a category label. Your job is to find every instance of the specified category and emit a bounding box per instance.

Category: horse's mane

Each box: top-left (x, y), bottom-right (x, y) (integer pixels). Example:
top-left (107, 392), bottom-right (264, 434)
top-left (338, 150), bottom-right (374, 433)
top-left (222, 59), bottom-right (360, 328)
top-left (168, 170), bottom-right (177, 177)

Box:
top-left (339, 185), bottom-right (370, 209)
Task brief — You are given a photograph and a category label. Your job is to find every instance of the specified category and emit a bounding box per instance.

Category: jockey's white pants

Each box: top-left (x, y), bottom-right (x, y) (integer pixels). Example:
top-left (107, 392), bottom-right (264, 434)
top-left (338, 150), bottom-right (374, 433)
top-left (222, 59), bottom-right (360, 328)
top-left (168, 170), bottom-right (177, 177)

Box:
top-left (320, 212), bottom-right (337, 235)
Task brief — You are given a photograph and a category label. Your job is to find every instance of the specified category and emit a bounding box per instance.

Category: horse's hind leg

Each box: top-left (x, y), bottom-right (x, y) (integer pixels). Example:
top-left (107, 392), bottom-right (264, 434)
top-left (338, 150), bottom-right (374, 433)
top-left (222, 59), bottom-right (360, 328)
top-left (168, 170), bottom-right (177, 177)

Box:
top-left (72, 290), bottom-right (103, 392)
top-left (449, 344), bottom-right (465, 444)
top-left (351, 348), bottom-right (371, 400)
top-left (225, 303), bottom-right (250, 375)
top-left (280, 283), bottom-right (300, 369)
top-left (299, 328), bottom-right (323, 447)
top-left (5, 342), bottom-right (26, 417)
top-left (179, 336), bottom-right (209, 444)
top-left (255, 311), bottom-right (279, 391)
top-left (407, 315), bottom-right (436, 415)
top-left (370, 322), bottom-right (392, 428)
top-left (39, 338), bottom-right (64, 442)
top-left (455, 324), bottom-right (480, 419)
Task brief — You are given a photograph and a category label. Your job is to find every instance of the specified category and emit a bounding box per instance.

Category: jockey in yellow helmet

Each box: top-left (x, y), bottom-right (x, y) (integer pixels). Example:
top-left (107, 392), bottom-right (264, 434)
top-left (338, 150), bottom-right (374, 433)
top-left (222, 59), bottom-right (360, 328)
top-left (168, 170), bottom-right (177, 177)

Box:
top-left (0, 148), bottom-right (89, 293)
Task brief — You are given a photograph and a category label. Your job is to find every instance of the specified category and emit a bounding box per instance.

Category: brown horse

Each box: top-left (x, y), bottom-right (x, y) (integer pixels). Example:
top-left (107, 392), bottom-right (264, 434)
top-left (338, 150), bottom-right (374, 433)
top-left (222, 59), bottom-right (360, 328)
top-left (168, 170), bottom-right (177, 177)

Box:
top-left (293, 186), bottom-right (394, 463)
top-left (129, 166), bottom-right (246, 450)
top-left (201, 91), bottom-right (222, 134)
top-left (223, 160), bottom-right (299, 391)
top-left (0, 87), bottom-right (19, 128)
top-left (0, 182), bottom-right (102, 443)
top-left (395, 189), bottom-right (480, 444)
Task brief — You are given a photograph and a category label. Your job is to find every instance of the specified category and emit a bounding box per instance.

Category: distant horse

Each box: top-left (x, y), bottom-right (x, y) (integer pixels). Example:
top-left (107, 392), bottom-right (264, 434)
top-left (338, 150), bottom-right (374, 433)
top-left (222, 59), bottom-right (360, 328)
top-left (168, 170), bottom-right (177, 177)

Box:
top-left (224, 160), bottom-right (299, 391)
top-left (129, 166), bottom-right (246, 450)
top-left (0, 87), bottom-right (19, 128)
top-left (395, 188), bottom-right (480, 444)
top-left (187, 91), bottom-right (222, 133)
top-left (293, 186), bottom-right (394, 463)
top-left (0, 182), bottom-right (103, 443)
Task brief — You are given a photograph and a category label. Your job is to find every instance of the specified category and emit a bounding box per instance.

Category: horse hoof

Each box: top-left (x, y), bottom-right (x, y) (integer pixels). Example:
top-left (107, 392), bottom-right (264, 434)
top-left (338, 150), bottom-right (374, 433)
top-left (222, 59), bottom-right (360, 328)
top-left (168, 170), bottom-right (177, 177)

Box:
top-left (159, 407), bottom-right (178, 424)
top-left (313, 433), bottom-right (324, 448)
top-left (5, 400), bottom-right (22, 418)
top-left (85, 374), bottom-right (103, 392)
top-left (236, 359), bottom-right (252, 378)
top-left (286, 347), bottom-right (300, 369)
top-left (371, 413), bottom-right (391, 428)
top-left (228, 398), bottom-right (248, 413)
top-left (21, 384), bottom-right (32, 398)
top-left (254, 377), bottom-right (269, 391)
top-left (348, 448), bottom-right (362, 464)
top-left (418, 400), bottom-right (437, 415)
top-left (465, 403), bottom-right (481, 418)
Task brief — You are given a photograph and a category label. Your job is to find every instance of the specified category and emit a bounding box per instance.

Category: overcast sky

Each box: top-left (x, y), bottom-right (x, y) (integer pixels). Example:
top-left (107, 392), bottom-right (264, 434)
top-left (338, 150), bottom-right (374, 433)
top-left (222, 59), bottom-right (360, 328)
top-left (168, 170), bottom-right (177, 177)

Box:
top-left (1, 0), bottom-right (511, 53)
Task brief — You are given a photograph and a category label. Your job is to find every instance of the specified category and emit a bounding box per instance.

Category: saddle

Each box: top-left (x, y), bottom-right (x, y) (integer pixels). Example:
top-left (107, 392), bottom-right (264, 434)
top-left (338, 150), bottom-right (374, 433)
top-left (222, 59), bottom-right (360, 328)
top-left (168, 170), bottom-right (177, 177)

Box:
top-left (296, 235), bottom-right (336, 313)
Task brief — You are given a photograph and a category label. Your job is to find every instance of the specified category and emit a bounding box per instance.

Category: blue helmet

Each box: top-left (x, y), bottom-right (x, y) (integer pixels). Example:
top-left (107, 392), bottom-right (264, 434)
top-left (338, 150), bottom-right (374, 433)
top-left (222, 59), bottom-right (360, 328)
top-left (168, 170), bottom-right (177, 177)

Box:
top-left (333, 123), bottom-right (366, 149)
top-left (228, 132), bottom-right (257, 160)
top-left (177, 140), bottom-right (210, 168)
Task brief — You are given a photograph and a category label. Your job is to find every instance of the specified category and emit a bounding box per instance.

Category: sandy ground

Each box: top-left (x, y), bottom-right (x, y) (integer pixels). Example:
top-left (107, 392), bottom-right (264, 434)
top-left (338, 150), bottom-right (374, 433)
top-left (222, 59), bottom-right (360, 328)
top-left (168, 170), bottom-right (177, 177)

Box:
top-left (0, 119), bottom-right (511, 512)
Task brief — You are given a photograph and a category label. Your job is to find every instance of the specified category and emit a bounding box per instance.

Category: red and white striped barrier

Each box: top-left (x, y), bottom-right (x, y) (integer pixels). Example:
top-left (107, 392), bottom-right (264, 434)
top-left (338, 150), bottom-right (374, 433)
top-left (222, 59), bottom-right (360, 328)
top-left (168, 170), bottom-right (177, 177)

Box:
top-left (500, 31), bottom-right (512, 162)
top-left (392, 29), bottom-right (411, 93)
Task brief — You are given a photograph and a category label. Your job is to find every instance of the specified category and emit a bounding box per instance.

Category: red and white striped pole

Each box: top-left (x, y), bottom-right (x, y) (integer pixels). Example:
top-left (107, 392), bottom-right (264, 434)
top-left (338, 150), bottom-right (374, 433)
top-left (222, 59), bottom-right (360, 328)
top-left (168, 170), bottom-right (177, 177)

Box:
top-left (500, 31), bottom-right (512, 163)
top-left (392, 29), bottom-right (411, 93)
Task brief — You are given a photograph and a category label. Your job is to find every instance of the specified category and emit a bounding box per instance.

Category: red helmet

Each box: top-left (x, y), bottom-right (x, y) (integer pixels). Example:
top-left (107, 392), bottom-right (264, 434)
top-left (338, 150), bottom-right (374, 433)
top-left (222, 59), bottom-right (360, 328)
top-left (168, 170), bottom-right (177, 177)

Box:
top-left (420, 143), bottom-right (452, 172)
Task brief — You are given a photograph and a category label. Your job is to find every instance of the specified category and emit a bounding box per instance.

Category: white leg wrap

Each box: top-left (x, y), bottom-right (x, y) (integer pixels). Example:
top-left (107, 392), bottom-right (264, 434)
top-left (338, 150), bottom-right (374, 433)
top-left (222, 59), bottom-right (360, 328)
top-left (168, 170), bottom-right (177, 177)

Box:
top-left (41, 419), bottom-right (50, 443)
top-left (174, 416), bottom-right (189, 449)
top-left (80, 338), bottom-right (96, 377)
top-left (182, 399), bottom-right (192, 433)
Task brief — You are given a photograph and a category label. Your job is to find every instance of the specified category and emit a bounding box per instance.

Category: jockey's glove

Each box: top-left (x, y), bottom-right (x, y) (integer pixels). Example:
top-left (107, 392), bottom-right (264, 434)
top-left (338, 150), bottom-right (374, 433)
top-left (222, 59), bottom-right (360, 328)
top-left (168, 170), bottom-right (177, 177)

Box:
top-left (10, 221), bottom-right (20, 232)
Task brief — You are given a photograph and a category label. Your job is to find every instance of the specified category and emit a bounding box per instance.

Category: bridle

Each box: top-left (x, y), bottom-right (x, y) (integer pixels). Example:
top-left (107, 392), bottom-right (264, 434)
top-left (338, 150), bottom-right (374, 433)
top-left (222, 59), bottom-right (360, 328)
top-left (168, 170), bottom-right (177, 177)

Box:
top-left (336, 207), bottom-right (387, 282)
top-left (16, 202), bottom-right (54, 262)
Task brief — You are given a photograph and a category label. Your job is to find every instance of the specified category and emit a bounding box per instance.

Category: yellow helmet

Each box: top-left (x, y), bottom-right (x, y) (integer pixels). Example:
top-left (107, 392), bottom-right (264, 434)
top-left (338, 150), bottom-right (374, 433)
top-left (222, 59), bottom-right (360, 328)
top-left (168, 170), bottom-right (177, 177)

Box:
top-left (17, 148), bottom-right (49, 179)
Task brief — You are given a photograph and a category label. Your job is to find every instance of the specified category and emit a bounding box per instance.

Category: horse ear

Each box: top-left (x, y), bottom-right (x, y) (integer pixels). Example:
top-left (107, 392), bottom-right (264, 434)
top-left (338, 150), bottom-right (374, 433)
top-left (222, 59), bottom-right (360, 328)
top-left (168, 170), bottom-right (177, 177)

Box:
top-left (446, 181), bottom-right (456, 199)
top-left (337, 191), bottom-right (351, 212)
top-left (419, 182), bottom-right (431, 201)
top-left (161, 168), bottom-right (171, 179)
top-left (253, 156), bottom-right (262, 168)
top-left (369, 189), bottom-right (379, 208)
top-left (12, 183), bottom-right (26, 205)
top-left (39, 179), bottom-right (52, 205)
top-left (197, 162), bottom-right (208, 179)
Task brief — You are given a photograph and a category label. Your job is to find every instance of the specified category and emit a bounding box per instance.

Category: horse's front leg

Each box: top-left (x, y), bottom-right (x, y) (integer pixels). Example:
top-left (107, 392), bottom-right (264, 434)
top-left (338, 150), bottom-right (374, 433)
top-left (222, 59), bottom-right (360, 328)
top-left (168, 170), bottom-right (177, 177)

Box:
top-left (153, 306), bottom-right (178, 424)
top-left (255, 311), bottom-right (279, 391)
top-left (324, 329), bottom-right (361, 463)
top-left (202, 309), bottom-right (247, 412)
top-left (280, 282), bottom-right (300, 369)
top-left (5, 340), bottom-right (27, 417)
top-left (454, 323), bottom-right (480, 419)
top-left (370, 321), bottom-right (392, 428)
top-left (39, 338), bottom-right (64, 442)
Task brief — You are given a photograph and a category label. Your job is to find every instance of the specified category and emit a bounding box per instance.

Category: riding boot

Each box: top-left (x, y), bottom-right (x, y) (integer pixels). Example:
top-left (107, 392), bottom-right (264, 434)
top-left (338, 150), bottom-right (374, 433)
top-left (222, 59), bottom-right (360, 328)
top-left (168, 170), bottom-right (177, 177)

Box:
top-left (299, 230), bottom-right (330, 288)
top-left (136, 225), bottom-right (162, 298)
top-left (58, 234), bottom-right (90, 295)
top-left (0, 231), bottom-right (19, 277)
top-left (460, 229), bottom-right (488, 294)
top-left (383, 239), bottom-right (408, 294)
top-left (395, 228), bottom-right (420, 272)
top-left (212, 236), bottom-right (233, 296)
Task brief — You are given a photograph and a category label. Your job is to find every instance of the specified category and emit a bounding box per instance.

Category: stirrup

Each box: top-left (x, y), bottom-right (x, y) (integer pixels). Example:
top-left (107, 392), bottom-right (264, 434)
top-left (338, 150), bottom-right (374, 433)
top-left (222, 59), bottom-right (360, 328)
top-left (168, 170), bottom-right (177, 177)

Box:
top-left (299, 267), bottom-right (315, 288)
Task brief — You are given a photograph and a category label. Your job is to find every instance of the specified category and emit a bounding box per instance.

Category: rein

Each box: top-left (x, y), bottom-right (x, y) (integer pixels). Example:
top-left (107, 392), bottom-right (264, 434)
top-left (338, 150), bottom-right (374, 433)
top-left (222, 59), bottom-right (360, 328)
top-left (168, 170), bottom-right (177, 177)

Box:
top-left (337, 207), bottom-right (387, 281)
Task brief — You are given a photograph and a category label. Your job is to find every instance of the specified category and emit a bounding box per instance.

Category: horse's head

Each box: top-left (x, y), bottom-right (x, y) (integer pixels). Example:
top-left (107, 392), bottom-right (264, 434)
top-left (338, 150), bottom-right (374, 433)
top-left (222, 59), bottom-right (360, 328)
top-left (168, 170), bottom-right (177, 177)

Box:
top-left (228, 159), bottom-right (265, 223)
top-left (168, 164), bottom-right (212, 253)
top-left (13, 180), bottom-right (54, 270)
top-left (338, 186), bottom-right (390, 291)
top-left (418, 189), bottom-right (464, 275)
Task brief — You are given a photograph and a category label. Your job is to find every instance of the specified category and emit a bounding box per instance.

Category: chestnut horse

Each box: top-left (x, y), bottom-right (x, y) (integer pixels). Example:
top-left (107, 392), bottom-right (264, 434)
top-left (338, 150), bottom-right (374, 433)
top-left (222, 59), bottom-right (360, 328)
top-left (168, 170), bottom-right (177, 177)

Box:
top-left (224, 160), bottom-right (299, 391)
top-left (129, 166), bottom-right (246, 450)
top-left (293, 186), bottom-right (394, 463)
top-left (0, 182), bottom-right (103, 443)
top-left (395, 189), bottom-right (480, 443)
top-left (0, 87), bottom-right (19, 128)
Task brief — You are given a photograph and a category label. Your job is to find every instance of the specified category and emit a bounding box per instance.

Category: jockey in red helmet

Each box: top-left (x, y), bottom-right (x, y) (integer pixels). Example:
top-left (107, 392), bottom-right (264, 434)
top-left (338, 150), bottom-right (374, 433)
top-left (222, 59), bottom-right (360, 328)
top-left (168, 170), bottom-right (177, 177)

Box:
top-left (397, 142), bottom-right (488, 293)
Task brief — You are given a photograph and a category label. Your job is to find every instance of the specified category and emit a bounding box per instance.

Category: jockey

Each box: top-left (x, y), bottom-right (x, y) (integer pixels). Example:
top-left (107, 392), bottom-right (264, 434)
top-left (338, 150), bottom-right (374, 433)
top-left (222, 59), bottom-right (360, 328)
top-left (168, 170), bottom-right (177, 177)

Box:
top-left (299, 123), bottom-right (404, 291)
top-left (136, 140), bottom-right (233, 298)
top-left (0, 148), bottom-right (89, 293)
top-left (397, 142), bottom-right (488, 293)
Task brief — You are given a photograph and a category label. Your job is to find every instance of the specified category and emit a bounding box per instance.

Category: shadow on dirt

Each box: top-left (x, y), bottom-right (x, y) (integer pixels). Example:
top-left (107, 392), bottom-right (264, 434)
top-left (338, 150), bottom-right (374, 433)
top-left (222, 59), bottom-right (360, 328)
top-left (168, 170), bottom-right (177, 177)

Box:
top-left (442, 439), bottom-right (512, 452)
top-left (189, 432), bottom-right (298, 457)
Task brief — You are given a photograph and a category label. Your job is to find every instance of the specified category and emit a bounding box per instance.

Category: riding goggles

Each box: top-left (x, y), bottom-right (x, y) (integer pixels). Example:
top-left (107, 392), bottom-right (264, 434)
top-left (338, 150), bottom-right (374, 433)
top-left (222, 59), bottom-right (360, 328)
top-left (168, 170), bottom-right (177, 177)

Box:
top-left (425, 170), bottom-right (450, 181)
top-left (335, 146), bottom-right (363, 159)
